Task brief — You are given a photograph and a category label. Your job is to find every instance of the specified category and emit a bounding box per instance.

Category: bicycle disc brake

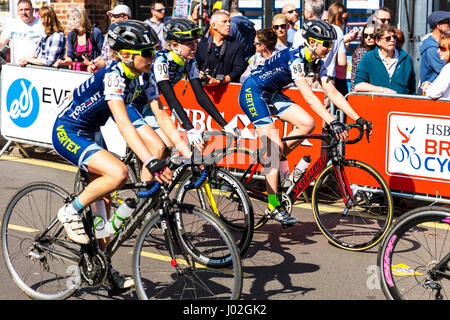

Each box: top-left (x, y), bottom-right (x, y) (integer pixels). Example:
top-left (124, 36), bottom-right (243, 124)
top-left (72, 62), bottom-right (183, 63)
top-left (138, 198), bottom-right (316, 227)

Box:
top-left (79, 249), bottom-right (108, 287)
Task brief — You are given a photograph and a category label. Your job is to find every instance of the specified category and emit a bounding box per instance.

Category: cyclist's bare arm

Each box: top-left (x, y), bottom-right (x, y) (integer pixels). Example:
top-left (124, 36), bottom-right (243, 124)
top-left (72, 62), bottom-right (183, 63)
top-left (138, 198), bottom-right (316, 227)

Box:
top-left (295, 78), bottom-right (337, 125)
top-left (321, 77), bottom-right (360, 121)
top-left (149, 97), bottom-right (192, 158)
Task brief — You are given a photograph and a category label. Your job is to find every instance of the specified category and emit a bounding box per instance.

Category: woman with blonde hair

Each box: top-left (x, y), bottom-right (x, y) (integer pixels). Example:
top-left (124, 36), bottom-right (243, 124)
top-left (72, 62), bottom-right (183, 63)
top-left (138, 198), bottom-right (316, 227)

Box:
top-left (272, 13), bottom-right (291, 51)
top-left (18, 5), bottom-right (65, 67)
top-left (53, 7), bottom-right (103, 71)
top-left (421, 31), bottom-right (450, 99)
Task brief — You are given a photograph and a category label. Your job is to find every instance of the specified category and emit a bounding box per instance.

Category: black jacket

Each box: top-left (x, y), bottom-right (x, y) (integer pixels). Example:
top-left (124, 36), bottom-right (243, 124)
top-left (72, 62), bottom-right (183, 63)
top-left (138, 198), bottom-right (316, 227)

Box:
top-left (195, 36), bottom-right (248, 83)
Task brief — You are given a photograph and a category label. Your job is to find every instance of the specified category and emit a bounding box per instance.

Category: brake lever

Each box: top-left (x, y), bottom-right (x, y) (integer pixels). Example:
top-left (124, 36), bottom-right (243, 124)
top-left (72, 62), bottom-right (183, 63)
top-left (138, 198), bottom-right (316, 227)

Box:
top-left (365, 121), bottom-right (373, 143)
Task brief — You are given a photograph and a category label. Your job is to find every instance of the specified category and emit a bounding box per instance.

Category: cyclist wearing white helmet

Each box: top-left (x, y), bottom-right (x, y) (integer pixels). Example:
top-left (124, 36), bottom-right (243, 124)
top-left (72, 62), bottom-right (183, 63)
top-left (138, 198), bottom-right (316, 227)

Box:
top-left (238, 20), bottom-right (371, 225)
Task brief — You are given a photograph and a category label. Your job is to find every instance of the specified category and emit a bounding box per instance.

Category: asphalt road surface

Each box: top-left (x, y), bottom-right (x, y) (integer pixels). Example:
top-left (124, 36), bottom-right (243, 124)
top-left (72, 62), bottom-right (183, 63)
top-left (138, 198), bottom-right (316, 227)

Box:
top-left (0, 146), bottom-right (389, 303)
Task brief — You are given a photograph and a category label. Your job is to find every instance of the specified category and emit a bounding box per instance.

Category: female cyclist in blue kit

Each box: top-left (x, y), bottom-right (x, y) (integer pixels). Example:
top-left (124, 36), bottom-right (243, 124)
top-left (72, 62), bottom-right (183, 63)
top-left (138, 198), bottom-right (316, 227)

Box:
top-left (52, 21), bottom-right (172, 288)
top-left (239, 20), bottom-right (371, 225)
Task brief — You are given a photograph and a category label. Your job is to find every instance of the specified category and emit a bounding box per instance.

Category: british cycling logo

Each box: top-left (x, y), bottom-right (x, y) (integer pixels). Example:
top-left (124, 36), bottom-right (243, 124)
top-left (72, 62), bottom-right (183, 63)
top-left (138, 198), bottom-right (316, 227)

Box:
top-left (6, 78), bottom-right (40, 128)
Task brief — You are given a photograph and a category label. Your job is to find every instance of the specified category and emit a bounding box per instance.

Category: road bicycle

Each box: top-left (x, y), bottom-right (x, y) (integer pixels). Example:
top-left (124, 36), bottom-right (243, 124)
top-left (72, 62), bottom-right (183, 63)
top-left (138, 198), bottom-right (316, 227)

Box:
top-left (217, 124), bottom-right (394, 251)
top-left (1, 156), bottom-right (243, 300)
top-left (377, 205), bottom-right (450, 300)
top-left (73, 131), bottom-right (254, 259)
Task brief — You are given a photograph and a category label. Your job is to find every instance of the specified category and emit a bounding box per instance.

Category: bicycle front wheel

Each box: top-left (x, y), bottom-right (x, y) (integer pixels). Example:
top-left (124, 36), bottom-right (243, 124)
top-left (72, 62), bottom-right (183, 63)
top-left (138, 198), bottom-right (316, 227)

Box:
top-left (377, 206), bottom-right (450, 300)
top-left (312, 159), bottom-right (393, 251)
top-left (1, 182), bottom-right (80, 300)
top-left (132, 204), bottom-right (243, 300)
top-left (175, 167), bottom-right (254, 258)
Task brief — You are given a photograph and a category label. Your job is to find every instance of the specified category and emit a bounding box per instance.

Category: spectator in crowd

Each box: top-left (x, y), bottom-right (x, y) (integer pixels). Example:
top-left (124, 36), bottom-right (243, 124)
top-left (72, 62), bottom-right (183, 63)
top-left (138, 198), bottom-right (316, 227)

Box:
top-left (282, 3), bottom-right (299, 44)
top-left (88, 4), bottom-right (131, 72)
top-left (195, 9), bottom-right (247, 86)
top-left (421, 31), bottom-right (450, 99)
top-left (419, 11), bottom-right (450, 88)
top-left (272, 14), bottom-right (291, 51)
top-left (394, 28), bottom-right (405, 48)
top-left (327, 2), bottom-right (359, 96)
top-left (293, 0), bottom-right (325, 48)
top-left (53, 8), bottom-right (103, 71)
top-left (354, 25), bottom-right (416, 95)
top-left (145, 1), bottom-right (167, 51)
top-left (188, 0), bottom-right (210, 37)
top-left (240, 28), bottom-right (277, 83)
top-left (373, 7), bottom-right (392, 26)
top-left (351, 21), bottom-right (377, 91)
top-left (18, 5), bottom-right (65, 68)
top-left (0, 0), bottom-right (45, 64)
top-left (229, 4), bottom-right (256, 60)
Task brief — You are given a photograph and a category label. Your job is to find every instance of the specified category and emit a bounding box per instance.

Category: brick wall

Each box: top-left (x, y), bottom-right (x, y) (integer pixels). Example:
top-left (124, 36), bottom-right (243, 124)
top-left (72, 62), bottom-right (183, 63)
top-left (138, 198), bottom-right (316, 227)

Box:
top-left (51, 0), bottom-right (111, 34)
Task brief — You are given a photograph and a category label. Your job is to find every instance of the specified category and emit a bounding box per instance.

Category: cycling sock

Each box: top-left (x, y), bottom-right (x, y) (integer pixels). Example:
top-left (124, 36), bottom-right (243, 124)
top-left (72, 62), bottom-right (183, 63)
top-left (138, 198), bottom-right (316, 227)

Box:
top-left (280, 154), bottom-right (287, 161)
top-left (268, 194), bottom-right (281, 211)
top-left (67, 197), bottom-right (85, 215)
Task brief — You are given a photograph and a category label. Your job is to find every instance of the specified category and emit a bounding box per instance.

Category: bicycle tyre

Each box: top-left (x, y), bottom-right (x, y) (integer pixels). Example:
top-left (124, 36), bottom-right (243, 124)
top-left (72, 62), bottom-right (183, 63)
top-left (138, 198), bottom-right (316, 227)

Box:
top-left (132, 204), bottom-right (243, 300)
top-left (311, 159), bottom-right (393, 251)
top-left (1, 182), bottom-right (80, 300)
top-left (175, 167), bottom-right (254, 258)
top-left (377, 206), bottom-right (450, 300)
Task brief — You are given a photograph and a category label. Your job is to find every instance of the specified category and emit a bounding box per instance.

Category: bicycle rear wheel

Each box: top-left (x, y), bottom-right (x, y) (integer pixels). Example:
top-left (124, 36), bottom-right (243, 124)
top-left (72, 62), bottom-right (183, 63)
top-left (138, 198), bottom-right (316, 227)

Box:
top-left (312, 159), bottom-right (393, 251)
top-left (1, 182), bottom-right (80, 300)
top-left (132, 204), bottom-right (243, 300)
top-left (175, 167), bottom-right (254, 258)
top-left (377, 206), bottom-right (450, 300)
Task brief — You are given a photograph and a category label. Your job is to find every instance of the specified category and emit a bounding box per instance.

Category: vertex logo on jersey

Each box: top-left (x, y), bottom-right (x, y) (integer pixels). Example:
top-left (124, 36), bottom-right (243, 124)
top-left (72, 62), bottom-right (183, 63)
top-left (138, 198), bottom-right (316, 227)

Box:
top-left (258, 67), bottom-right (284, 81)
top-left (56, 125), bottom-right (81, 154)
top-left (69, 92), bottom-right (102, 120)
top-left (244, 88), bottom-right (258, 118)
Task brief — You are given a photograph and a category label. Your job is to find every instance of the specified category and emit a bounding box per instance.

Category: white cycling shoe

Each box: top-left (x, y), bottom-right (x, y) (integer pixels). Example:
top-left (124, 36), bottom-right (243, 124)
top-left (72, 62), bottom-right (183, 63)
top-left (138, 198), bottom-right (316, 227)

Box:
top-left (57, 206), bottom-right (90, 244)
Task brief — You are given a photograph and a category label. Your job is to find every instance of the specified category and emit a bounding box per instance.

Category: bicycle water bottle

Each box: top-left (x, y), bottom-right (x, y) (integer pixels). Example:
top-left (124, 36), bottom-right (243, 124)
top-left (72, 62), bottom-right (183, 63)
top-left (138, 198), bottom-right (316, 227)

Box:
top-left (91, 200), bottom-right (109, 239)
top-left (290, 155), bottom-right (311, 183)
top-left (105, 198), bottom-right (136, 234)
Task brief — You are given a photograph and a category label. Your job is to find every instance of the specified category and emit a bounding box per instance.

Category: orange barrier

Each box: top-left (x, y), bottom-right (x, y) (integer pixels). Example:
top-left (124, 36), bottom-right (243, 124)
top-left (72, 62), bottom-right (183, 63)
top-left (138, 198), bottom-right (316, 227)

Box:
top-left (345, 93), bottom-right (450, 200)
top-left (162, 82), bottom-right (326, 172)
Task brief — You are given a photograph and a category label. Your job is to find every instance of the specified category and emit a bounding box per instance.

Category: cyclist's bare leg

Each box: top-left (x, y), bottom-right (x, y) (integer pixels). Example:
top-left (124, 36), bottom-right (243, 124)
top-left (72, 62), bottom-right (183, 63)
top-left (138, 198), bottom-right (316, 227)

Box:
top-left (278, 104), bottom-right (316, 156)
top-left (255, 122), bottom-right (282, 195)
top-left (136, 124), bottom-right (166, 181)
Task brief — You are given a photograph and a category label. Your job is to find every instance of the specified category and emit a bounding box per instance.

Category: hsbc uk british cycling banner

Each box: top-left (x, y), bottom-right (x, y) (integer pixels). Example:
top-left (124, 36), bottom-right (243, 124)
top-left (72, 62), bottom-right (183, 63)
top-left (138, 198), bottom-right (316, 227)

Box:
top-left (1, 64), bottom-right (90, 146)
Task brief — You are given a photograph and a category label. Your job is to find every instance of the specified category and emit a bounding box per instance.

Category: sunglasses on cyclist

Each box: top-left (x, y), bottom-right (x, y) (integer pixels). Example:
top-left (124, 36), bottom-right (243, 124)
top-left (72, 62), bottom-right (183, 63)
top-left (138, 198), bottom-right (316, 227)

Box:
top-left (272, 24), bottom-right (287, 30)
top-left (381, 35), bottom-right (397, 42)
top-left (439, 45), bottom-right (449, 52)
top-left (122, 47), bottom-right (156, 58)
top-left (174, 27), bottom-right (203, 38)
top-left (311, 37), bottom-right (333, 48)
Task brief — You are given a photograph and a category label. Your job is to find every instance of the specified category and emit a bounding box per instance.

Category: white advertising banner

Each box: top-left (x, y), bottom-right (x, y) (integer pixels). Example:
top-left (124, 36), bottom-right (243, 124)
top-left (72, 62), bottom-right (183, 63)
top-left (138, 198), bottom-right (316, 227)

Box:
top-left (1, 64), bottom-right (127, 157)
top-left (386, 112), bottom-right (450, 183)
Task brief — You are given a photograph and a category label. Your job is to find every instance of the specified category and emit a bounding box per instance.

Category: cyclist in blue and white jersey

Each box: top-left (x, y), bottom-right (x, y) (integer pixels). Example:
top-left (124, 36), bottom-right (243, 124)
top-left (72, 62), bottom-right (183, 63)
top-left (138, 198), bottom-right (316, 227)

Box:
top-left (150, 18), bottom-right (240, 150)
top-left (52, 21), bottom-right (172, 260)
top-left (239, 20), bottom-right (371, 225)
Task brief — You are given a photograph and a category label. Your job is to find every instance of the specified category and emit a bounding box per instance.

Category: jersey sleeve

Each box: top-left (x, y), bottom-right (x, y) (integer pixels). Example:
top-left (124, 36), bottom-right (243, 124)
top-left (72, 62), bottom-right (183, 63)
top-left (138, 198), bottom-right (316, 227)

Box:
top-left (289, 57), bottom-right (307, 82)
top-left (187, 59), bottom-right (200, 80)
top-left (153, 55), bottom-right (170, 83)
top-left (103, 69), bottom-right (127, 101)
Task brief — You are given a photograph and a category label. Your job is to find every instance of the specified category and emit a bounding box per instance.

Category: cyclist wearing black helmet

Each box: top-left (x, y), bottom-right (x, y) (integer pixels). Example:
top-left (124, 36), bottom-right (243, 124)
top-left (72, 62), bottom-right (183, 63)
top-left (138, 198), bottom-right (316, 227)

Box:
top-left (238, 19), bottom-right (371, 226)
top-left (150, 18), bottom-right (239, 150)
top-left (52, 21), bottom-right (172, 274)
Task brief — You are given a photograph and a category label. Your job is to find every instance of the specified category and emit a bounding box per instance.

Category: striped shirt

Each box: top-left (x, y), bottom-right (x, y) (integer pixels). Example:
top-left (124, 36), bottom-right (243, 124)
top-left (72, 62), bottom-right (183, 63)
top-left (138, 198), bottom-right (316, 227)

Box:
top-left (34, 31), bottom-right (66, 66)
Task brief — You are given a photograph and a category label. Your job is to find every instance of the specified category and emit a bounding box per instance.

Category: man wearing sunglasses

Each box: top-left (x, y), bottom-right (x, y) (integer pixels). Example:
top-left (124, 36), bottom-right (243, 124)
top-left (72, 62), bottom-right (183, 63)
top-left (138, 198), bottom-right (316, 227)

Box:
top-left (354, 25), bottom-right (416, 95)
top-left (144, 2), bottom-right (167, 51)
top-left (282, 3), bottom-right (299, 44)
top-left (419, 11), bottom-right (450, 91)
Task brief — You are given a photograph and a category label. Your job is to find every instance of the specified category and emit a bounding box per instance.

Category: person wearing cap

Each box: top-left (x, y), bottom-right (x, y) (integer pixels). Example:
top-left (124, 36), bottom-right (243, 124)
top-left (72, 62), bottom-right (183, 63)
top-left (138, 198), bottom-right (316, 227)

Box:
top-left (88, 4), bottom-right (131, 72)
top-left (419, 11), bottom-right (450, 88)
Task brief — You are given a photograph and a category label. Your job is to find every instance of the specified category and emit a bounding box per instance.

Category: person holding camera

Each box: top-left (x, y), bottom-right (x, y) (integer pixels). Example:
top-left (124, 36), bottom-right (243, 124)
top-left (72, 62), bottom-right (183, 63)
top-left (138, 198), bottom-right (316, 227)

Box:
top-left (195, 9), bottom-right (247, 87)
top-left (153, 18), bottom-right (240, 150)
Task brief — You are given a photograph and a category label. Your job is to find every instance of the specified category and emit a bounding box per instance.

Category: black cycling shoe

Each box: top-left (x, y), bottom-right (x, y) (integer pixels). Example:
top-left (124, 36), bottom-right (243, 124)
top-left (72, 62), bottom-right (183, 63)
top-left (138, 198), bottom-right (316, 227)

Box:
top-left (265, 206), bottom-right (298, 225)
top-left (107, 268), bottom-right (134, 296)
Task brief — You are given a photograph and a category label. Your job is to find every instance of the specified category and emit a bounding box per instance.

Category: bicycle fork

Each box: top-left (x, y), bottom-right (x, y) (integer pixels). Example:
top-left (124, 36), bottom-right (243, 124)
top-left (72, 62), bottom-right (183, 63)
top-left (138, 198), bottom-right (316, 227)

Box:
top-left (332, 162), bottom-right (356, 216)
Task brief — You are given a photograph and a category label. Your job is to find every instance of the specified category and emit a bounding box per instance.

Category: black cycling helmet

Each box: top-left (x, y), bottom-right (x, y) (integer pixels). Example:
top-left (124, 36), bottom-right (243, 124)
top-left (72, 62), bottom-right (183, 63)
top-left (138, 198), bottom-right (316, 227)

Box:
top-left (301, 19), bottom-right (337, 42)
top-left (107, 20), bottom-right (159, 51)
top-left (163, 18), bottom-right (203, 43)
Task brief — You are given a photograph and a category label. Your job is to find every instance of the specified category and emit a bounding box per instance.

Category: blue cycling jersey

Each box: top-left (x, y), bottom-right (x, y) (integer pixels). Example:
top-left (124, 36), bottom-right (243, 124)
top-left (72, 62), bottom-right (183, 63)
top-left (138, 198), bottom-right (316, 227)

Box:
top-left (249, 46), bottom-right (327, 93)
top-left (152, 49), bottom-right (200, 85)
top-left (58, 60), bottom-right (158, 131)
